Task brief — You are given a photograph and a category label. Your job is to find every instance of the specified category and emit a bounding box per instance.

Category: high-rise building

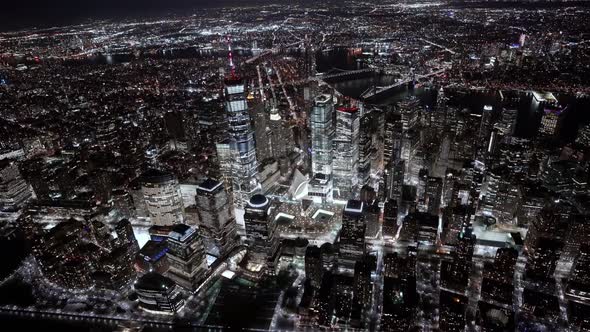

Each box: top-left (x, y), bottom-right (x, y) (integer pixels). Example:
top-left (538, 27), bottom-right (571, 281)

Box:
top-left (384, 251), bottom-right (416, 280)
top-left (352, 255), bottom-right (377, 327)
top-left (386, 159), bottom-right (405, 202)
top-left (253, 103), bottom-right (272, 163)
top-left (195, 98), bottom-right (228, 151)
top-left (494, 108), bottom-right (518, 136)
top-left (0, 159), bottom-right (32, 212)
top-left (439, 290), bottom-right (468, 332)
top-left (481, 247), bottom-right (518, 305)
top-left (423, 176), bottom-right (443, 215)
top-left (140, 169), bottom-right (184, 226)
top-left (332, 274), bottom-right (355, 322)
top-left (398, 97), bottom-right (420, 133)
top-left (135, 272), bottom-right (185, 314)
top-left (195, 178), bottom-right (237, 256)
top-left (576, 123), bottom-right (590, 148)
top-left (482, 167), bottom-right (521, 224)
top-left (381, 275), bottom-right (417, 332)
top-left (218, 75), bottom-right (259, 207)
top-left (135, 240), bottom-right (170, 274)
top-left (115, 218), bottom-right (139, 256)
top-left (309, 94), bottom-right (335, 203)
top-left (353, 255), bottom-right (375, 324)
top-left (442, 206), bottom-right (470, 246)
top-left (441, 229), bottom-right (476, 293)
top-left (243, 194), bottom-right (281, 275)
top-left (479, 105), bottom-right (494, 143)
top-left (150, 224), bottom-right (208, 290)
top-left (338, 200), bottom-right (366, 265)
top-left (566, 244), bottom-right (590, 301)
top-left (524, 202), bottom-right (571, 281)
top-left (358, 110), bottom-right (379, 187)
top-left (539, 108), bottom-right (562, 136)
top-left (383, 199), bottom-right (399, 240)
top-left (383, 112), bottom-right (403, 167)
top-left (320, 242), bottom-right (336, 270)
top-left (317, 271), bottom-right (335, 327)
top-left (564, 215), bottom-right (590, 262)
top-left (268, 104), bottom-right (293, 164)
top-left (305, 245), bottom-right (323, 288)
top-left (333, 106), bottom-right (360, 200)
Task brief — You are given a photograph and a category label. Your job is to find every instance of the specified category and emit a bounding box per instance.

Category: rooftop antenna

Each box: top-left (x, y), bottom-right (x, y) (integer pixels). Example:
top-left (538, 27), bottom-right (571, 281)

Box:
top-left (226, 34), bottom-right (236, 78)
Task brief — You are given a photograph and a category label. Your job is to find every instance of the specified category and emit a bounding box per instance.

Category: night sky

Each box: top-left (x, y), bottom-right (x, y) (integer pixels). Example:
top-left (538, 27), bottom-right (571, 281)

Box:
top-left (0, 0), bottom-right (281, 31)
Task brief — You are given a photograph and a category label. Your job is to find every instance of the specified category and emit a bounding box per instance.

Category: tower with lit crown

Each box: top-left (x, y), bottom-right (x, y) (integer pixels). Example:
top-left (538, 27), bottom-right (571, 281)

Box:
top-left (216, 36), bottom-right (260, 207)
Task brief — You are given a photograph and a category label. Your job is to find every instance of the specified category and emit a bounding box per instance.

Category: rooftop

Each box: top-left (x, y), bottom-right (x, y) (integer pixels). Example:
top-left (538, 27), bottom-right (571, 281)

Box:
top-left (135, 272), bottom-right (176, 292)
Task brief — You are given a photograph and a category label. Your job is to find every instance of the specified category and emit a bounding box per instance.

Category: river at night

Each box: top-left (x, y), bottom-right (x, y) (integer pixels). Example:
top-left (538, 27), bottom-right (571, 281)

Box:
top-left (317, 48), bottom-right (590, 141)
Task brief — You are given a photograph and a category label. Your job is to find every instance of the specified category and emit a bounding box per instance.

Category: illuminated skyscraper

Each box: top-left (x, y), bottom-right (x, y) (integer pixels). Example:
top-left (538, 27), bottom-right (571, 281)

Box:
top-left (353, 255), bottom-right (375, 324)
top-left (309, 94), bottom-right (335, 203)
top-left (244, 194), bottom-right (281, 275)
top-left (135, 272), bottom-right (185, 314)
top-left (333, 106), bottom-right (360, 200)
top-left (140, 169), bottom-right (184, 226)
top-left (339, 200), bottom-right (366, 265)
top-left (195, 178), bottom-right (238, 256)
top-left (268, 104), bottom-right (292, 160)
top-left (150, 224), bottom-right (208, 290)
top-left (217, 75), bottom-right (259, 207)
top-left (539, 108), bottom-right (562, 136)
top-left (423, 176), bottom-right (443, 215)
top-left (479, 105), bottom-right (494, 142)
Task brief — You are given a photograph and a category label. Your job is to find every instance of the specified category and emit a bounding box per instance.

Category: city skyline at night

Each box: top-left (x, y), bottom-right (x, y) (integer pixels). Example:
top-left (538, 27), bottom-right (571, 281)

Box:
top-left (1, 1), bottom-right (590, 331)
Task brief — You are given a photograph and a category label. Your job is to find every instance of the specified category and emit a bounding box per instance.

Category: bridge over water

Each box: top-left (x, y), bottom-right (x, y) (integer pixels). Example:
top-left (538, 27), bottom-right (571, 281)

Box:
top-left (360, 68), bottom-right (448, 100)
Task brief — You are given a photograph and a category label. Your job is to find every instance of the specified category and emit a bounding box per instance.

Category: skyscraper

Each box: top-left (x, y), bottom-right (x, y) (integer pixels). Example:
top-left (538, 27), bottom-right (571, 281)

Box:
top-left (479, 105), bottom-right (494, 143)
top-left (439, 290), bottom-right (468, 332)
top-left (358, 111), bottom-right (376, 187)
top-left (339, 200), bottom-right (366, 265)
top-left (383, 112), bottom-right (403, 168)
top-left (150, 224), bottom-right (208, 290)
top-left (539, 108), bottom-right (562, 136)
top-left (305, 245), bottom-right (323, 288)
top-left (217, 75), bottom-right (259, 207)
top-left (134, 272), bottom-right (185, 314)
top-left (309, 94), bottom-right (335, 203)
top-left (268, 104), bottom-right (293, 162)
top-left (353, 255), bottom-right (375, 324)
top-left (524, 202), bottom-right (571, 281)
top-left (0, 159), bottom-right (32, 212)
top-left (386, 159), bottom-right (405, 202)
top-left (140, 169), bottom-right (184, 226)
top-left (195, 178), bottom-right (238, 257)
top-left (333, 106), bottom-right (360, 200)
top-left (243, 194), bottom-right (281, 275)
top-left (423, 176), bottom-right (443, 215)
top-left (567, 243), bottom-right (590, 302)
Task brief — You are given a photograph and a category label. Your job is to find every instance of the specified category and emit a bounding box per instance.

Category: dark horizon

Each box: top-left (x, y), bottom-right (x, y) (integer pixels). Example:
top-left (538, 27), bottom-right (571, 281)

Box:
top-left (0, 0), bottom-right (289, 32)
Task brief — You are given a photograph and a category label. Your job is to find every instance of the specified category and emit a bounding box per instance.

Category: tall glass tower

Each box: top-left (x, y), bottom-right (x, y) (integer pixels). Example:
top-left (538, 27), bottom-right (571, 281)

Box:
top-left (333, 106), bottom-right (360, 200)
top-left (218, 76), bottom-right (259, 207)
top-left (309, 94), bottom-right (334, 203)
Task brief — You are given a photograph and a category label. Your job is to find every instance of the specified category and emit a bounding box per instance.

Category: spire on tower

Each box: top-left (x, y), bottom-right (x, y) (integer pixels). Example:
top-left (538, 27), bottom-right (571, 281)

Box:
top-left (226, 34), bottom-right (236, 78)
